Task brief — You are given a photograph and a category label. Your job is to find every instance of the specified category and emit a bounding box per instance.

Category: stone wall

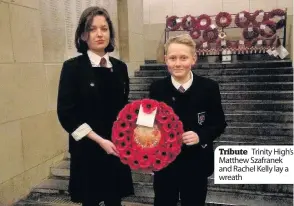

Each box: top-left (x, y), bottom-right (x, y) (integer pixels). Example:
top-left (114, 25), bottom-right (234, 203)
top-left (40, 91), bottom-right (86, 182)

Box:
top-left (0, 0), bottom-right (119, 205)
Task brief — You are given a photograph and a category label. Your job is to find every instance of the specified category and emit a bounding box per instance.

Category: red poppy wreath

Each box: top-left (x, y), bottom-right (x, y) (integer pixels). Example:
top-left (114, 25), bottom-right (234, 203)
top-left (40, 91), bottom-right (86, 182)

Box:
top-left (112, 99), bottom-right (184, 171)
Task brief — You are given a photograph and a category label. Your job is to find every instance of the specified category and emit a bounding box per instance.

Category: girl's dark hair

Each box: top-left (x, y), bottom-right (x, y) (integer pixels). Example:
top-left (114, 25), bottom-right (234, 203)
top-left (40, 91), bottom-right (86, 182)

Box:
top-left (75, 7), bottom-right (115, 54)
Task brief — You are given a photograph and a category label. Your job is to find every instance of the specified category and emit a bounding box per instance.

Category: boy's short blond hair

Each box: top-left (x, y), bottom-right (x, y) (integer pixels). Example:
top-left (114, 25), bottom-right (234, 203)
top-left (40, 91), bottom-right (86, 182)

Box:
top-left (164, 34), bottom-right (196, 55)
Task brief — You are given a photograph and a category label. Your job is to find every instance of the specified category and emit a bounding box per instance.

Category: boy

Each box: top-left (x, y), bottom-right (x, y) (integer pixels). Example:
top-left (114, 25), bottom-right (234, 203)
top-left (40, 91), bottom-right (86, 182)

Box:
top-left (149, 34), bottom-right (227, 206)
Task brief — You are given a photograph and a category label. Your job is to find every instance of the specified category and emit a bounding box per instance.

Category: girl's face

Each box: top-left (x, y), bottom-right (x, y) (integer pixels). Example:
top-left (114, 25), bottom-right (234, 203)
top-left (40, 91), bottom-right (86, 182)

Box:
top-left (85, 15), bottom-right (110, 55)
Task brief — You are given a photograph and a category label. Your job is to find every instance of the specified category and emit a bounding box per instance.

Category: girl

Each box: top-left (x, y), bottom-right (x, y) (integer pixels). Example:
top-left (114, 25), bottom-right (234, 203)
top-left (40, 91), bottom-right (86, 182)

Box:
top-left (57, 7), bottom-right (134, 206)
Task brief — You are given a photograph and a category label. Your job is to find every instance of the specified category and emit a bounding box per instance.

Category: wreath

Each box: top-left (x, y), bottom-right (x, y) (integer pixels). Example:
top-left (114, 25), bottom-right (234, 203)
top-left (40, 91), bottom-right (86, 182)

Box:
top-left (203, 27), bottom-right (219, 43)
top-left (269, 9), bottom-right (286, 18)
top-left (242, 26), bottom-right (260, 40)
top-left (190, 28), bottom-right (201, 39)
top-left (182, 15), bottom-right (197, 30)
top-left (235, 11), bottom-right (251, 28)
top-left (259, 20), bottom-right (276, 38)
top-left (251, 10), bottom-right (270, 26)
top-left (166, 16), bottom-right (181, 31)
top-left (215, 12), bottom-right (232, 28)
top-left (196, 14), bottom-right (211, 30)
top-left (112, 99), bottom-right (184, 171)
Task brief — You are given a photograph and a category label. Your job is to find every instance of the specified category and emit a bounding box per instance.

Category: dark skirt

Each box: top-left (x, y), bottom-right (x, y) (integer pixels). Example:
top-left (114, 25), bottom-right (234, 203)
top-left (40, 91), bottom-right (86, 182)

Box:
top-left (69, 138), bottom-right (134, 203)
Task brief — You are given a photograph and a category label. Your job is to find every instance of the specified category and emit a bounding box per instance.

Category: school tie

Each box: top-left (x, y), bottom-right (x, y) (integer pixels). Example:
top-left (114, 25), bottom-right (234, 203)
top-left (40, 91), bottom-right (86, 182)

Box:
top-left (100, 57), bottom-right (107, 67)
top-left (178, 85), bottom-right (185, 93)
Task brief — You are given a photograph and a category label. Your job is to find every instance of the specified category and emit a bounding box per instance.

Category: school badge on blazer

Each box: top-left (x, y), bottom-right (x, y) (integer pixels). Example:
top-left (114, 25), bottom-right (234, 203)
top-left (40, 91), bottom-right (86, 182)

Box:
top-left (198, 112), bottom-right (206, 125)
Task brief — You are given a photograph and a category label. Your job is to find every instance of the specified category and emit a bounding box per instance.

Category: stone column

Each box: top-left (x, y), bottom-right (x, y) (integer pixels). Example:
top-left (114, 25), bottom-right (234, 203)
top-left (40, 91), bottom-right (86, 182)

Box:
top-left (118, 0), bottom-right (144, 76)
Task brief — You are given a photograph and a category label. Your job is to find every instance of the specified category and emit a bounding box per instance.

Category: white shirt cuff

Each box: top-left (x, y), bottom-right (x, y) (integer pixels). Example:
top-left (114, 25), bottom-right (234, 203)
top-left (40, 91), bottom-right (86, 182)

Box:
top-left (71, 123), bottom-right (92, 141)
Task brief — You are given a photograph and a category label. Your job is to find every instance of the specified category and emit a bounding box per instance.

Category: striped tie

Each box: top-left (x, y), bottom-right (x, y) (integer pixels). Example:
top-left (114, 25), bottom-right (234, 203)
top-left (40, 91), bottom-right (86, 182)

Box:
top-left (100, 57), bottom-right (107, 67)
top-left (178, 85), bottom-right (185, 93)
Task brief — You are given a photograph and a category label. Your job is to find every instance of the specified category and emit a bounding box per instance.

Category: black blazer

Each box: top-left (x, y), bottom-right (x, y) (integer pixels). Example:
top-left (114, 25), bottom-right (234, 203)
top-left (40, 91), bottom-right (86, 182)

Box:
top-left (57, 54), bottom-right (130, 154)
top-left (149, 72), bottom-right (227, 176)
top-left (56, 54), bottom-right (134, 202)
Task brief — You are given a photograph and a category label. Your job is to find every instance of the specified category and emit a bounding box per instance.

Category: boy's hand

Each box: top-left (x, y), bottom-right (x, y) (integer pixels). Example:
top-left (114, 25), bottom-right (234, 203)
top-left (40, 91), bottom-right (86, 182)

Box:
top-left (182, 131), bottom-right (199, 146)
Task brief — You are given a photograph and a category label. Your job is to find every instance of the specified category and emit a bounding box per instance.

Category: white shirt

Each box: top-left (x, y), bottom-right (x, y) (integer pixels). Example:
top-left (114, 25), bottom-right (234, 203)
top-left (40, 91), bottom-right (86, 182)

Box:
top-left (171, 71), bottom-right (193, 91)
top-left (87, 50), bottom-right (112, 68)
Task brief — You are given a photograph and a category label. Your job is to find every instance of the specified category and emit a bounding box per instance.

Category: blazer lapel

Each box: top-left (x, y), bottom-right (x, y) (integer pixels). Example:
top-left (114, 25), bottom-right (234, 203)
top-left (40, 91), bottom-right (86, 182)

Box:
top-left (109, 56), bottom-right (118, 73)
top-left (78, 54), bottom-right (98, 94)
top-left (79, 53), bottom-right (93, 71)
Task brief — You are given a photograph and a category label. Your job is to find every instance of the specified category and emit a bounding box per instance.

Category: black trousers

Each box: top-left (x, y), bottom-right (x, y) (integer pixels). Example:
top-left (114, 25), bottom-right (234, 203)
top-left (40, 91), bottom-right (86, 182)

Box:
top-left (153, 152), bottom-right (208, 206)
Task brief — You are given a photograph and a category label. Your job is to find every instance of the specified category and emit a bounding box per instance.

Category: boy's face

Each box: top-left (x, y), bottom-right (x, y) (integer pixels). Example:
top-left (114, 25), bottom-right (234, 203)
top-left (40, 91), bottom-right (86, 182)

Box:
top-left (165, 43), bottom-right (196, 80)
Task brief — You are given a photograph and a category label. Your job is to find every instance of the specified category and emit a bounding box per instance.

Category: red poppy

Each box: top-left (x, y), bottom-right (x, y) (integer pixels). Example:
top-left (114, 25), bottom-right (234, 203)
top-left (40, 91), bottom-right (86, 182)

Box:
top-left (159, 102), bottom-right (173, 113)
top-left (170, 114), bottom-right (179, 122)
top-left (141, 99), bottom-right (158, 114)
top-left (153, 158), bottom-right (166, 171)
top-left (174, 121), bottom-right (184, 133)
top-left (129, 100), bottom-right (141, 114)
top-left (165, 130), bottom-right (177, 143)
top-left (120, 148), bottom-right (133, 159)
top-left (116, 120), bottom-right (130, 132)
top-left (124, 134), bottom-right (132, 144)
top-left (156, 147), bottom-right (170, 162)
top-left (156, 112), bottom-right (169, 124)
top-left (120, 156), bottom-right (129, 165)
top-left (115, 137), bottom-right (131, 152)
top-left (137, 152), bottom-right (155, 169)
top-left (176, 132), bottom-right (183, 145)
top-left (166, 141), bottom-right (181, 154)
top-left (156, 102), bottom-right (174, 123)
top-left (118, 107), bottom-right (136, 122)
top-left (117, 105), bottom-right (128, 119)
top-left (162, 121), bottom-right (174, 133)
top-left (128, 155), bottom-right (141, 170)
top-left (167, 152), bottom-right (178, 163)
top-left (112, 129), bottom-right (127, 142)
